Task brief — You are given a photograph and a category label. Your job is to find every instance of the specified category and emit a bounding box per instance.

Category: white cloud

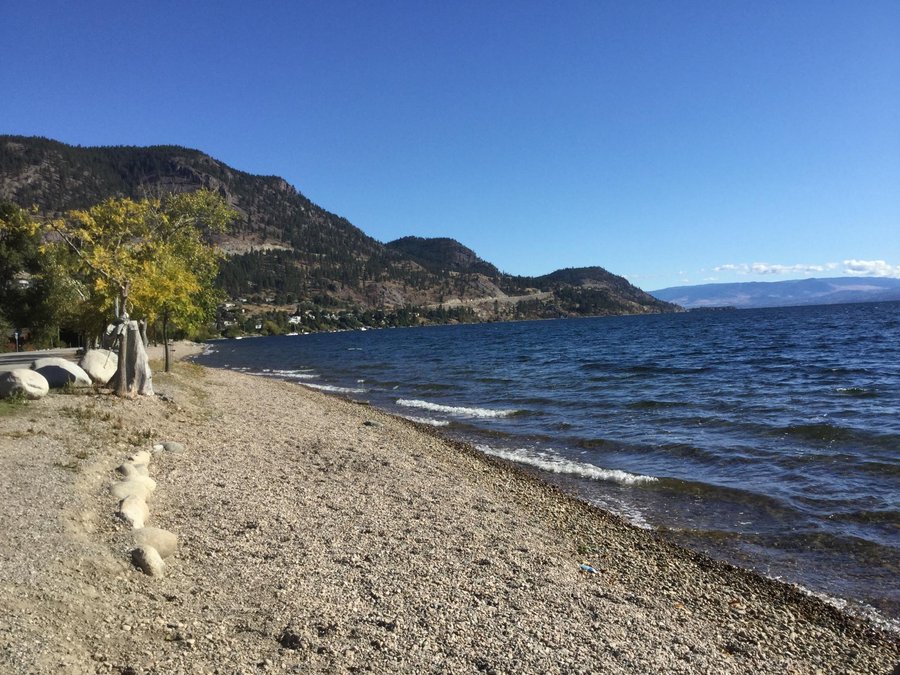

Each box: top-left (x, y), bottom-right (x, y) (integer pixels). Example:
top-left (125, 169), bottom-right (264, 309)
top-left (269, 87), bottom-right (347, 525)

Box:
top-left (713, 262), bottom-right (839, 276)
top-left (841, 259), bottom-right (900, 277)
top-left (713, 260), bottom-right (900, 279)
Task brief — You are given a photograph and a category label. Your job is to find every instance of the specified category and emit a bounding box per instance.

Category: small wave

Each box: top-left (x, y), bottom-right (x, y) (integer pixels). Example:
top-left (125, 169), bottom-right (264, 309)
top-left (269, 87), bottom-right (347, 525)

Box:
top-left (826, 508), bottom-right (900, 527)
top-left (835, 387), bottom-right (878, 398)
top-left (475, 445), bottom-right (657, 486)
top-left (412, 383), bottom-right (463, 392)
top-left (301, 383), bottom-right (367, 394)
top-left (256, 370), bottom-right (320, 380)
top-left (791, 584), bottom-right (900, 635)
top-left (573, 437), bottom-right (615, 450)
top-left (779, 423), bottom-right (856, 443)
top-left (400, 415), bottom-right (450, 427)
top-left (579, 361), bottom-right (617, 372)
top-left (397, 399), bottom-right (519, 418)
top-left (626, 364), bottom-right (712, 376)
top-left (627, 399), bottom-right (684, 410)
top-left (474, 376), bottom-right (514, 384)
top-left (587, 497), bottom-right (654, 530)
top-left (347, 347), bottom-right (363, 351)
top-left (272, 368), bottom-right (318, 379)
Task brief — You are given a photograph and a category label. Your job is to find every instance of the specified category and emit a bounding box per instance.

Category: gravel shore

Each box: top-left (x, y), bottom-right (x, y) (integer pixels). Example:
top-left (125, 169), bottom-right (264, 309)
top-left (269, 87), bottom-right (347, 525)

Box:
top-left (0, 361), bottom-right (897, 674)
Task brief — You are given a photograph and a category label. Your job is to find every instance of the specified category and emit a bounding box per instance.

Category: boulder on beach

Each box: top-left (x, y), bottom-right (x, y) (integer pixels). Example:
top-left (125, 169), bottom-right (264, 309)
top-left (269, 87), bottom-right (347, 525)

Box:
top-left (31, 357), bottom-right (92, 388)
top-left (132, 546), bottom-right (165, 576)
top-left (0, 369), bottom-right (50, 399)
top-left (116, 462), bottom-right (149, 479)
top-left (117, 495), bottom-right (149, 529)
top-left (79, 349), bottom-right (118, 384)
top-left (129, 450), bottom-right (152, 466)
top-left (133, 527), bottom-right (178, 559)
top-left (111, 480), bottom-right (152, 502)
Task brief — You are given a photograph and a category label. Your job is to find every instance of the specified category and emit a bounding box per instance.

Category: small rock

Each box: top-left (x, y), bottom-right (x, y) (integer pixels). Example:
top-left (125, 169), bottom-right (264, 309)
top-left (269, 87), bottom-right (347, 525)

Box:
top-left (152, 441), bottom-right (184, 453)
top-left (133, 527), bottom-right (178, 559)
top-left (278, 627), bottom-right (304, 650)
top-left (132, 546), bottom-right (165, 576)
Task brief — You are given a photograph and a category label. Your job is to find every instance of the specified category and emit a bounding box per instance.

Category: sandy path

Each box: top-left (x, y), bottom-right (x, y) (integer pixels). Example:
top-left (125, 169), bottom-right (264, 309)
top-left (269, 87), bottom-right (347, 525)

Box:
top-left (0, 363), bottom-right (896, 673)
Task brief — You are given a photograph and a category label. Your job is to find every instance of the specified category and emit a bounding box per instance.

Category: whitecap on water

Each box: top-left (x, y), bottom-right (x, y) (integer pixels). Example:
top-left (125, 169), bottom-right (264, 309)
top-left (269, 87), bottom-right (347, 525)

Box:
top-left (400, 415), bottom-right (450, 427)
top-left (254, 369), bottom-right (319, 380)
top-left (475, 444), bottom-right (657, 486)
top-left (301, 383), bottom-right (367, 394)
top-left (273, 368), bottom-right (318, 378)
top-left (396, 399), bottom-right (518, 418)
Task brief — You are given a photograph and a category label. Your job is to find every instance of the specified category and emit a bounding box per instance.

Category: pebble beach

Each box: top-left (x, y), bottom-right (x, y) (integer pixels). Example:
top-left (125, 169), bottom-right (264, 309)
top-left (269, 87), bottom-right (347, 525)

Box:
top-left (0, 355), bottom-right (897, 674)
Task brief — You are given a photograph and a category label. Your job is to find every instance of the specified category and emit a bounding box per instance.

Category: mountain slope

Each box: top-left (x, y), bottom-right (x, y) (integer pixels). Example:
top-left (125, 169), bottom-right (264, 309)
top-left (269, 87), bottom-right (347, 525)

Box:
top-left (651, 277), bottom-right (900, 309)
top-left (0, 135), bottom-right (678, 321)
top-left (386, 236), bottom-right (500, 277)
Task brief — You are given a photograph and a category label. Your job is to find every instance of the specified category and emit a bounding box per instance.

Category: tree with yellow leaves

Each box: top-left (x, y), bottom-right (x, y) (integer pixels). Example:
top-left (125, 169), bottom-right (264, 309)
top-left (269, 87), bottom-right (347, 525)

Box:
top-left (49, 189), bottom-right (236, 394)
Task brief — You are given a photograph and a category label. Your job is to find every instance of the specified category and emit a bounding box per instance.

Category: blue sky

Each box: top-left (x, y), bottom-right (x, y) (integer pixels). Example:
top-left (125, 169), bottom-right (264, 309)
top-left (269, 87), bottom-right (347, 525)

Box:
top-left (2, 1), bottom-right (898, 289)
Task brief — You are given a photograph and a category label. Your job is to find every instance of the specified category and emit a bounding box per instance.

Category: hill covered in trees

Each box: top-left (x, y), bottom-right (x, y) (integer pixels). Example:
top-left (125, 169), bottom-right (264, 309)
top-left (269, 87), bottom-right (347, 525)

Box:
top-left (0, 135), bottom-right (677, 330)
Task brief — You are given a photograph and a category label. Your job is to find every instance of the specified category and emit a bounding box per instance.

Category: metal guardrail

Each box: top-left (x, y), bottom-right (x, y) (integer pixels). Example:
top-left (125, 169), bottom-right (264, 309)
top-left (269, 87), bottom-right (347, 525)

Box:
top-left (0, 348), bottom-right (83, 372)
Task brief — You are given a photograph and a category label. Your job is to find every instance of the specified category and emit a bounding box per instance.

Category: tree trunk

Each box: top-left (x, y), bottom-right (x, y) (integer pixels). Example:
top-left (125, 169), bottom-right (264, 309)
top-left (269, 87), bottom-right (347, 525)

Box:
top-left (112, 320), bottom-right (154, 398)
top-left (115, 324), bottom-right (129, 397)
top-left (163, 312), bottom-right (170, 373)
top-left (139, 319), bottom-right (149, 348)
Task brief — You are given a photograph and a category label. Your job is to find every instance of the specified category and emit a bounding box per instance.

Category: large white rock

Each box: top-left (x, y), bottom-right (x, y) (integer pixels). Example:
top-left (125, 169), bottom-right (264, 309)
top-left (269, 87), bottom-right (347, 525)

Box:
top-left (116, 461), bottom-right (149, 479)
top-left (0, 369), bottom-right (50, 399)
top-left (111, 480), bottom-right (152, 502)
top-left (117, 495), bottom-right (149, 529)
top-left (129, 450), bottom-right (152, 466)
top-left (128, 474), bottom-right (156, 493)
top-left (79, 349), bottom-right (119, 384)
top-left (31, 357), bottom-right (92, 388)
top-left (133, 527), bottom-right (178, 559)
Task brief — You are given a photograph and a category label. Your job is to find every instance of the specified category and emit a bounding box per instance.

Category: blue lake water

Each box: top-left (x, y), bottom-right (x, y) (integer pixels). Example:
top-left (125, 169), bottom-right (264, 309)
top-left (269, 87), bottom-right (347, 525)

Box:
top-left (195, 302), bottom-right (900, 625)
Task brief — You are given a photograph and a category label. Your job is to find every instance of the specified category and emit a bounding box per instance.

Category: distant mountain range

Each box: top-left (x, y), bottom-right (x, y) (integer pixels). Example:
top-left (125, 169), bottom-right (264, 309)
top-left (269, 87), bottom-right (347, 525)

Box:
top-left (0, 135), bottom-right (676, 322)
top-left (651, 277), bottom-right (900, 309)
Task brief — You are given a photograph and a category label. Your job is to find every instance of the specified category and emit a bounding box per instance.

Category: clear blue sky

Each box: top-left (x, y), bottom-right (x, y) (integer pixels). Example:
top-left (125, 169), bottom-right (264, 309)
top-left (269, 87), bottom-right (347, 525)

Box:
top-left (2, 1), bottom-right (898, 289)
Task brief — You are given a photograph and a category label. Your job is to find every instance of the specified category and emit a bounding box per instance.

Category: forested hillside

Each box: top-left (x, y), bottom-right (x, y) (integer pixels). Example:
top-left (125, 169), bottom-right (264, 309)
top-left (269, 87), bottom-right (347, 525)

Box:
top-left (0, 135), bottom-right (677, 331)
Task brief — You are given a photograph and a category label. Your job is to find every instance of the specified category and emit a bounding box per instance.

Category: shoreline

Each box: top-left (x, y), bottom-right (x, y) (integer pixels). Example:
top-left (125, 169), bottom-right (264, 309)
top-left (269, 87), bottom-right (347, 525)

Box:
top-left (197, 310), bottom-right (900, 627)
top-left (188, 344), bottom-right (900, 635)
top-left (0, 363), bottom-right (897, 672)
top-left (391, 410), bottom-right (900, 636)
top-left (407, 416), bottom-right (900, 634)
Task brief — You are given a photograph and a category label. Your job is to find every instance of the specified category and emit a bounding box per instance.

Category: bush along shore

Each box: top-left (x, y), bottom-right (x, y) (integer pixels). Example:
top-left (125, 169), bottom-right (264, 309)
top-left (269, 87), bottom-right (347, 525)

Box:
top-left (0, 360), bottom-right (897, 673)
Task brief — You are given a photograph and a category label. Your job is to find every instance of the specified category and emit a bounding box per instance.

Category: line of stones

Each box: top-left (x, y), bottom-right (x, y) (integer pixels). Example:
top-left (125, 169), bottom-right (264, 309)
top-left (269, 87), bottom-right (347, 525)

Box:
top-left (112, 443), bottom-right (183, 576)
